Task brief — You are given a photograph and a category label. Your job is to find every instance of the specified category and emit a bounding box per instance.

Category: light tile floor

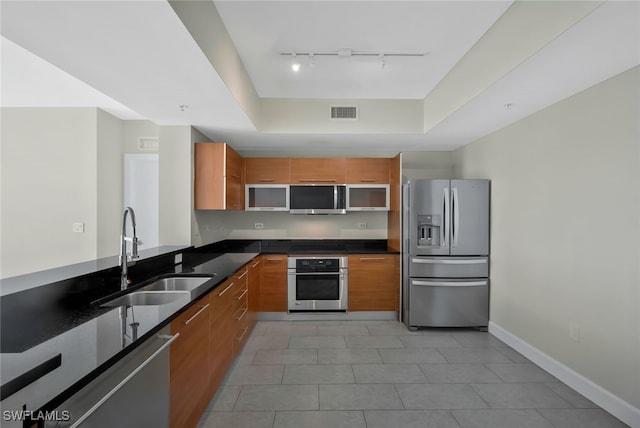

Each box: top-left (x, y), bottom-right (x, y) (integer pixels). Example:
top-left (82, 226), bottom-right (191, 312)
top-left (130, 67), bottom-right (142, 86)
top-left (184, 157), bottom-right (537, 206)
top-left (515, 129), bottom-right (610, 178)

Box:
top-left (198, 320), bottom-right (629, 428)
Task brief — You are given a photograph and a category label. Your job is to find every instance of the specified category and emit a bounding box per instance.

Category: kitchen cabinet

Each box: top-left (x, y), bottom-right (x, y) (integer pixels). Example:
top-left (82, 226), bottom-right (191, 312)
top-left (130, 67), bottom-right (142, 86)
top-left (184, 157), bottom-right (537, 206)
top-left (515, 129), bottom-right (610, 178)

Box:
top-left (245, 184), bottom-right (289, 211)
top-left (348, 254), bottom-right (399, 311)
top-left (248, 257), bottom-right (261, 325)
top-left (208, 276), bottom-right (235, 398)
top-left (194, 142), bottom-right (244, 210)
top-left (245, 158), bottom-right (290, 183)
top-left (346, 158), bottom-right (390, 184)
top-left (347, 184), bottom-right (390, 211)
top-left (290, 158), bottom-right (346, 184)
top-left (170, 298), bottom-right (210, 428)
top-left (230, 266), bottom-right (250, 357)
top-left (260, 255), bottom-right (288, 311)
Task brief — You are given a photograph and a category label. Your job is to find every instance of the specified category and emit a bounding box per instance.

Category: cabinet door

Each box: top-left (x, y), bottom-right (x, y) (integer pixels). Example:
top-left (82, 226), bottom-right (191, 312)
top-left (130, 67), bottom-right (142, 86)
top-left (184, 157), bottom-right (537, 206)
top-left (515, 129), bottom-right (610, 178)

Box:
top-left (194, 142), bottom-right (244, 210)
top-left (290, 158), bottom-right (346, 184)
top-left (208, 278), bottom-right (235, 397)
top-left (170, 300), bottom-right (210, 428)
top-left (194, 143), bottom-right (225, 210)
top-left (346, 158), bottom-right (390, 184)
top-left (348, 254), bottom-right (399, 311)
top-left (248, 257), bottom-right (262, 324)
top-left (245, 158), bottom-right (290, 184)
top-left (260, 255), bottom-right (288, 311)
top-left (225, 146), bottom-right (244, 211)
top-left (346, 185), bottom-right (390, 211)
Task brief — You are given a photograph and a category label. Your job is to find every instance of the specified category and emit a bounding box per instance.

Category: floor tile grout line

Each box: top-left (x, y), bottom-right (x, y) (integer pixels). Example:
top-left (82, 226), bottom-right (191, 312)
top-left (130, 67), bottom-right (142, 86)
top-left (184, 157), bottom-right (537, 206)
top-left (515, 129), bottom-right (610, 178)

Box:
top-left (533, 407), bottom-right (561, 428)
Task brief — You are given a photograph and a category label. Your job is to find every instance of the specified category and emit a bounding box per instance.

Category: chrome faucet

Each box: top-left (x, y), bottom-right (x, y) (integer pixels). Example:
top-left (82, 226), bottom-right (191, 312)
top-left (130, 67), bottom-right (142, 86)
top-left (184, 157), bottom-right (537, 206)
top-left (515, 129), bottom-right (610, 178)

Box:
top-left (120, 207), bottom-right (139, 290)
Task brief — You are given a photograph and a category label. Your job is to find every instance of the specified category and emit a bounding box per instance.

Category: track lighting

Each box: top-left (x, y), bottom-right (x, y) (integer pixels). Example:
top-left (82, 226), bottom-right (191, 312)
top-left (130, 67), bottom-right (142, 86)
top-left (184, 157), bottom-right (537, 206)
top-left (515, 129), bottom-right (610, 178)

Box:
top-left (282, 48), bottom-right (426, 72)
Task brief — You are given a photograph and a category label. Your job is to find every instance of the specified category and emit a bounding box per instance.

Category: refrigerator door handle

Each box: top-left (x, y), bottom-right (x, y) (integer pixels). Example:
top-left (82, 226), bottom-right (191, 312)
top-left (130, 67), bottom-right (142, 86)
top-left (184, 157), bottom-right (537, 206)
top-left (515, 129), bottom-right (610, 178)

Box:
top-left (452, 187), bottom-right (459, 248)
top-left (411, 258), bottom-right (487, 265)
top-left (443, 187), bottom-right (450, 248)
top-left (412, 280), bottom-right (487, 287)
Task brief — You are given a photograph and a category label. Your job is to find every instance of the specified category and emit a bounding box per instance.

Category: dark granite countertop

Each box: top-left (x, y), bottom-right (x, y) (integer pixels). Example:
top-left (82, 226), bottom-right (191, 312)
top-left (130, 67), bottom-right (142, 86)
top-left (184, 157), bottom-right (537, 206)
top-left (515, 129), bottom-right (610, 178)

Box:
top-left (0, 238), bottom-right (396, 414)
top-left (0, 251), bottom-right (258, 414)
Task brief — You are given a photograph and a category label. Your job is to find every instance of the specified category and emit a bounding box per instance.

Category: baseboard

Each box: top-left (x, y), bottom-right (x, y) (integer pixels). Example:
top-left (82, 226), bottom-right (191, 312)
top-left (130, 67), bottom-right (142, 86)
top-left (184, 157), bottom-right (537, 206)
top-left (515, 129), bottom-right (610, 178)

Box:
top-left (489, 321), bottom-right (640, 428)
top-left (257, 311), bottom-right (398, 321)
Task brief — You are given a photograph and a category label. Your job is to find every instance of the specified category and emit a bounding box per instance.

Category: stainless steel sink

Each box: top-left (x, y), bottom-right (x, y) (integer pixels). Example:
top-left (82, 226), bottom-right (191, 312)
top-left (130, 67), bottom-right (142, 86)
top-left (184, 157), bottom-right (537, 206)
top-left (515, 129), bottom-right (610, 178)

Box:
top-left (141, 276), bottom-right (212, 293)
top-left (102, 291), bottom-right (188, 307)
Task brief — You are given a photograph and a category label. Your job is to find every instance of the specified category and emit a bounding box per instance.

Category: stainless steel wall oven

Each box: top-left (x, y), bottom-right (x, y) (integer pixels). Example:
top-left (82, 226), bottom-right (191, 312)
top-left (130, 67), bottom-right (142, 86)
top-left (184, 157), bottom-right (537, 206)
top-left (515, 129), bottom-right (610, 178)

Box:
top-left (287, 257), bottom-right (348, 312)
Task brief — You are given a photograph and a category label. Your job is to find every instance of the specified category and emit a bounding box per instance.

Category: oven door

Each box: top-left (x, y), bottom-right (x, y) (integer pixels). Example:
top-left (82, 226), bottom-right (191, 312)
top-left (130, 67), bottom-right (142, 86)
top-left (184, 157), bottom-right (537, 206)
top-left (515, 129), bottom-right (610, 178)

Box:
top-left (288, 272), bottom-right (347, 311)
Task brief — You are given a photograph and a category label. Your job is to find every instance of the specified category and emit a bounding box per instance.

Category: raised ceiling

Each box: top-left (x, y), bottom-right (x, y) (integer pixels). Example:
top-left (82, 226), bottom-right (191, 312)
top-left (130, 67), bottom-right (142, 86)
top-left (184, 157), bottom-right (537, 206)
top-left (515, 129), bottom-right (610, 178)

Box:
top-left (1, 1), bottom-right (639, 154)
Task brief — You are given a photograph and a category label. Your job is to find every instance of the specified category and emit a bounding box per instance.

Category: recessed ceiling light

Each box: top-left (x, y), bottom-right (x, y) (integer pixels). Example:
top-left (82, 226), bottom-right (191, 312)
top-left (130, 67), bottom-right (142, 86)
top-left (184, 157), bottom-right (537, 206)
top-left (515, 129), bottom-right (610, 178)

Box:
top-left (504, 103), bottom-right (514, 110)
top-left (178, 104), bottom-right (189, 112)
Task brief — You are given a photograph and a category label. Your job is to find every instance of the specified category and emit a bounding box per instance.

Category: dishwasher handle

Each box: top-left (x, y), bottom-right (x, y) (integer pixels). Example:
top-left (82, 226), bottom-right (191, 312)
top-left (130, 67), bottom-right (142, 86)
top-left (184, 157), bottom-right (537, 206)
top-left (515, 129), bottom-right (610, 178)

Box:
top-left (68, 333), bottom-right (179, 428)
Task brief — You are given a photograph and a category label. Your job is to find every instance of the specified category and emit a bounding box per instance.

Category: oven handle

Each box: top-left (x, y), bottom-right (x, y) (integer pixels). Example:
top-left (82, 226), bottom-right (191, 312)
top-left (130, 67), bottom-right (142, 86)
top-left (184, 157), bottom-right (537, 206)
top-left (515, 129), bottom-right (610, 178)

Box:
top-left (288, 272), bottom-right (344, 275)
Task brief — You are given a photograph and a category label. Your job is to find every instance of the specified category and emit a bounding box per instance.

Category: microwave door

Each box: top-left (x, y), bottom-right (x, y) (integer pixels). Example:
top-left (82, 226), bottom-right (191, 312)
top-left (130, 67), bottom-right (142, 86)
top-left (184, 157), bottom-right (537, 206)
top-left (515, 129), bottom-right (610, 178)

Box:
top-left (409, 180), bottom-right (450, 256)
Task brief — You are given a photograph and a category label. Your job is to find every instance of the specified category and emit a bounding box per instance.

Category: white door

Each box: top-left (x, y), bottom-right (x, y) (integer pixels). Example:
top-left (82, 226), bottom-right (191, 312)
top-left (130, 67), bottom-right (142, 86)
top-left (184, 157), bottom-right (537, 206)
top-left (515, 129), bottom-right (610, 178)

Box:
top-left (124, 154), bottom-right (159, 249)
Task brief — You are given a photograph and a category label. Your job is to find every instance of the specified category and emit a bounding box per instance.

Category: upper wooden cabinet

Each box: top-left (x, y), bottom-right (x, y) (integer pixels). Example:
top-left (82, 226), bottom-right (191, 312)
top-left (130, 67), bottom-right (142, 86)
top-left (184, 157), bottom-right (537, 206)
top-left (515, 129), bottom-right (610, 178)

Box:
top-left (290, 158), bottom-right (346, 184)
top-left (346, 158), bottom-right (390, 184)
top-left (245, 158), bottom-right (290, 184)
top-left (194, 143), bottom-right (244, 210)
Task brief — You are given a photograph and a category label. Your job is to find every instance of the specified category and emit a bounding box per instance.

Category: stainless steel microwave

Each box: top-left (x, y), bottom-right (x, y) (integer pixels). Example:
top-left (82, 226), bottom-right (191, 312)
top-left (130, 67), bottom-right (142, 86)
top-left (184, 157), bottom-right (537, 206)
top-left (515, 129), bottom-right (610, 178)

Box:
top-left (289, 185), bottom-right (347, 214)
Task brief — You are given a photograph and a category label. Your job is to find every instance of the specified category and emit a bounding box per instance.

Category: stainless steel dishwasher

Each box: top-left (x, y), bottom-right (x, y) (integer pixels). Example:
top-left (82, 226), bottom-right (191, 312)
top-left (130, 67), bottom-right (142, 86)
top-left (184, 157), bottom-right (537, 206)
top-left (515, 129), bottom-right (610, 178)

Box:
top-left (47, 326), bottom-right (177, 428)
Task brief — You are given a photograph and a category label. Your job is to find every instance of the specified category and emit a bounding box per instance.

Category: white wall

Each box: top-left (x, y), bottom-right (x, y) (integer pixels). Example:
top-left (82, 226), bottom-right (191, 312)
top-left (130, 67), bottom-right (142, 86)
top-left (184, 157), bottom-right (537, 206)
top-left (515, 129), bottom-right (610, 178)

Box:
top-left (1, 108), bottom-right (99, 278)
top-left (158, 125), bottom-right (193, 246)
top-left (453, 67), bottom-right (640, 413)
top-left (96, 109), bottom-right (124, 258)
top-left (123, 120), bottom-right (159, 154)
top-left (402, 151), bottom-right (454, 180)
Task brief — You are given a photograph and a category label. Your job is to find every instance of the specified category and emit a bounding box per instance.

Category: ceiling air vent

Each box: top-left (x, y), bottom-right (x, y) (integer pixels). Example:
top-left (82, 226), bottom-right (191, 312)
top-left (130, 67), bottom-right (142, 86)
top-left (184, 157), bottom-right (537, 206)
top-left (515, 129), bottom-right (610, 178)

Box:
top-left (330, 105), bottom-right (358, 120)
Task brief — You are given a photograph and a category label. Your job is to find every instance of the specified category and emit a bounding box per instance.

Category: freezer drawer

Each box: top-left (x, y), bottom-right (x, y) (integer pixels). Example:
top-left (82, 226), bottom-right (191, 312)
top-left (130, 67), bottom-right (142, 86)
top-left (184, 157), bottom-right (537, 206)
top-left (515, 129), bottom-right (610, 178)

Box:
top-left (408, 278), bottom-right (488, 327)
top-left (409, 257), bottom-right (488, 278)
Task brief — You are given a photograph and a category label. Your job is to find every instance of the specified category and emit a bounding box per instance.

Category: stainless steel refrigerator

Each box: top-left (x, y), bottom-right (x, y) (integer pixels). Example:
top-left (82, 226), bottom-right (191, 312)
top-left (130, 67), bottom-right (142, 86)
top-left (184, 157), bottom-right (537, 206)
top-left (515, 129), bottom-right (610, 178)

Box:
top-left (402, 179), bottom-right (490, 329)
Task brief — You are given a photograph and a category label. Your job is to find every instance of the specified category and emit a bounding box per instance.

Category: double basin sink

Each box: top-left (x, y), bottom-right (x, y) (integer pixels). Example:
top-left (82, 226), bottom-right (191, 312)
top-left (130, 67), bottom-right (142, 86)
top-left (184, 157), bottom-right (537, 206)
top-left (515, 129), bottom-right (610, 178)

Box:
top-left (101, 275), bottom-right (214, 307)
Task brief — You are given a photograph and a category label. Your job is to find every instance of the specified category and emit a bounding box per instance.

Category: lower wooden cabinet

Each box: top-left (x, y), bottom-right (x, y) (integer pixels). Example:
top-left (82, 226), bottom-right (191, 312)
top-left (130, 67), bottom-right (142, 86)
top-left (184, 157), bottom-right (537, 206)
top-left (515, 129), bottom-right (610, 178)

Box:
top-left (260, 255), bottom-right (288, 311)
top-left (170, 300), bottom-right (211, 428)
top-left (348, 254), bottom-right (399, 311)
top-left (248, 258), bottom-right (261, 326)
top-left (170, 258), bottom-right (258, 428)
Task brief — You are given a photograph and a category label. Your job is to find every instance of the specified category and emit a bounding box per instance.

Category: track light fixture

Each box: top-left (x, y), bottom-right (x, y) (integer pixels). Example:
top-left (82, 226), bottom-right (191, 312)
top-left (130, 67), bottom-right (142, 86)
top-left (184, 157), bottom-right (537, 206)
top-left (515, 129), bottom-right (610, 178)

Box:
top-left (281, 48), bottom-right (426, 71)
top-left (291, 53), bottom-right (300, 72)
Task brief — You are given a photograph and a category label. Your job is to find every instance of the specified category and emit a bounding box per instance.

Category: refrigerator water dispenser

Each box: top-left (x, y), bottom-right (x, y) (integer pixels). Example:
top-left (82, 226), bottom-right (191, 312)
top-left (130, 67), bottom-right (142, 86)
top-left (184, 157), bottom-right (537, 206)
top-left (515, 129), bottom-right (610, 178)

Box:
top-left (417, 214), bottom-right (440, 247)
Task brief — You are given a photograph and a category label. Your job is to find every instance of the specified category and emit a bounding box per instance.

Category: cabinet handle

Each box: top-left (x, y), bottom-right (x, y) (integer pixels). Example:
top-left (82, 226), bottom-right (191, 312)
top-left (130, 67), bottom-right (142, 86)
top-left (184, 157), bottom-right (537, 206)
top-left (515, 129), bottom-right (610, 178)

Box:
top-left (236, 271), bottom-right (248, 280)
top-left (266, 258), bottom-right (283, 262)
top-left (184, 304), bottom-right (210, 325)
top-left (236, 326), bottom-right (249, 342)
top-left (298, 179), bottom-right (336, 183)
top-left (218, 282), bottom-right (234, 296)
top-left (235, 307), bottom-right (248, 321)
top-left (259, 179), bottom-right (275, 182)
top-left (68, 333), bottom-right (180, 428)
top-left (251, 261), bottom-right (261, 268)
top-left (360, 178), bottom-right (376, 182)
top-left (359, 257), bottom-right (386, 261)
top-left (236, 288), bottom-right (248, 300)
top-left (231, 173), bottom-right (240, 179)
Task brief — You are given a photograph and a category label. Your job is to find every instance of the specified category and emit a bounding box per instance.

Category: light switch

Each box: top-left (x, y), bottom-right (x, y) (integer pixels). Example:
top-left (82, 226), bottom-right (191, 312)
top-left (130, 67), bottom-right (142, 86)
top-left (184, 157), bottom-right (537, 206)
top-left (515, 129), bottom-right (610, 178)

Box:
top-left (72, 222), bottom-right (85, 233)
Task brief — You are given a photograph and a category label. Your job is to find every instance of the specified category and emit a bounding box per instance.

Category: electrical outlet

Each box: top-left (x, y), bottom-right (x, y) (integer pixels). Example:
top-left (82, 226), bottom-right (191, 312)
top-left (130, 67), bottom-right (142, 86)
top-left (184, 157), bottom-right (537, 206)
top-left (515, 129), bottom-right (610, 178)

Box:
top-left (254, 223), bottom-right (264, 229)
top-left (357, 222), bottom-right (367, 229)
top-left (72, 222), bottom-right (85, 233)
top-left (569, 323), bottom-right (580, 343)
